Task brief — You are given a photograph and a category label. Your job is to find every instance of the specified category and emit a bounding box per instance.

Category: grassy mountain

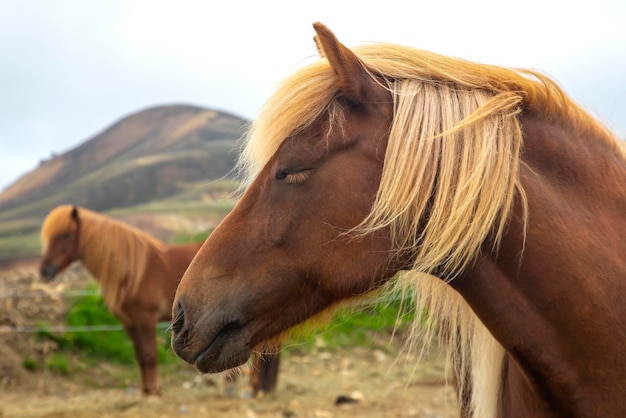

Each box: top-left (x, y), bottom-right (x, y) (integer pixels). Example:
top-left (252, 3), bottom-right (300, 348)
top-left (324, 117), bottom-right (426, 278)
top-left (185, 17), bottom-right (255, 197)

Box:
top-left (0, 104), bottom-right (247, 263)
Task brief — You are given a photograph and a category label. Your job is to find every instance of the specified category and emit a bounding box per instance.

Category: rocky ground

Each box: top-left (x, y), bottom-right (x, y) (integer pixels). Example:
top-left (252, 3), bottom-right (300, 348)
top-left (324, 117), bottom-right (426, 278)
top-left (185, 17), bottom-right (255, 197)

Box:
top-left (0, 264), bottom-right (460, 418)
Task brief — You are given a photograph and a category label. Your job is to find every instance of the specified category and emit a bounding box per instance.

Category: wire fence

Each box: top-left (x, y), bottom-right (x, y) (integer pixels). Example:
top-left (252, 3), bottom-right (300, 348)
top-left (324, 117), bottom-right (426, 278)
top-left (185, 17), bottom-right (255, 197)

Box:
top-left (0, 322), bottom-right (172, 335)
top-left (0, 286), bottom-right (405, 335)
top-left (0, 290), bottom-right (100, 298)
top-left (0, 289), bottom-right (172, 335)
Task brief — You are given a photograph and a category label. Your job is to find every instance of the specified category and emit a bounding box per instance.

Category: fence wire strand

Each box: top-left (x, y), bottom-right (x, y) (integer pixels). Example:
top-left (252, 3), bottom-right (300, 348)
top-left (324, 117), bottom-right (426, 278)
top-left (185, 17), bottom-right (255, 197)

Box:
top-left (0, 322), bottom-right (171, 335)
top-left (0, 290), bottom-right (100, 298)
top-left (1, 288), bottom-right (402, 335)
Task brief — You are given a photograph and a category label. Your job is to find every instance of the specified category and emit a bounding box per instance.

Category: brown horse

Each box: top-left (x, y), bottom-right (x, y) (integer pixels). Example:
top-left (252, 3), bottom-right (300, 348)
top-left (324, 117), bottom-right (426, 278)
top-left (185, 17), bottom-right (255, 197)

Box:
top-left (171, 23), bottom-right (626, 417)
top-left (40, 205), bottom-right (279, 396)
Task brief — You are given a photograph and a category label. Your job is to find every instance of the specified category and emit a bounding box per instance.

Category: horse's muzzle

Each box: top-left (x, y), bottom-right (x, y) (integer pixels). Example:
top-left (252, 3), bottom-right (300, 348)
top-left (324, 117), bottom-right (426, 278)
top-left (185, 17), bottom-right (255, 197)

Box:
top-left (40, 263), bottom-right (58, 282)
top-left (171, 300), bottom-right (251, 373)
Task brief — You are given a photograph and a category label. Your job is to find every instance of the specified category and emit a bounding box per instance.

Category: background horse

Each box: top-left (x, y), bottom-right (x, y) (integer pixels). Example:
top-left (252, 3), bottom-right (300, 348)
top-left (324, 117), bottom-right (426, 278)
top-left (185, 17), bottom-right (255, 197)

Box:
top-left (171, 23), bottom-right (626, 417)
top-left (40, 205), bottom-right (279, 396)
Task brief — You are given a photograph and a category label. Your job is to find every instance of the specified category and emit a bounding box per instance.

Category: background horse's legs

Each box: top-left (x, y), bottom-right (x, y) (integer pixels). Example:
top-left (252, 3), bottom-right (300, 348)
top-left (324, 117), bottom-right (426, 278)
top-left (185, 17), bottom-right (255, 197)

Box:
top-left (222, 369), bottom-right (239, 396)
top-left (249, 351), bottom-right (281, 396)
top-left (124, 320), bottom-right (160, 396)
top-left (222, 352), bottom-right (281, 397)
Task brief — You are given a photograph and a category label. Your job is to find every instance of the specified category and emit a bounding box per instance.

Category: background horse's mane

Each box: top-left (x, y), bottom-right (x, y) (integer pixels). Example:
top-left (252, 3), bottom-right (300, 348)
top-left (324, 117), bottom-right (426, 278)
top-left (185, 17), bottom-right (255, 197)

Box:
top-left (41, 205), bottom-right (165, 314)
top-left (240, 42), bottom-right (622, 418)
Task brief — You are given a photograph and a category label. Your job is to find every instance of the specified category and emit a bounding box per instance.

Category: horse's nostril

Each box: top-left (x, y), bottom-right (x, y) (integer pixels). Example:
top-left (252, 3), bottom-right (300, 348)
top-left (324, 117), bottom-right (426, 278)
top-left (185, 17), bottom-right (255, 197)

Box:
top-left (171, 302), bottom-right (185, 334)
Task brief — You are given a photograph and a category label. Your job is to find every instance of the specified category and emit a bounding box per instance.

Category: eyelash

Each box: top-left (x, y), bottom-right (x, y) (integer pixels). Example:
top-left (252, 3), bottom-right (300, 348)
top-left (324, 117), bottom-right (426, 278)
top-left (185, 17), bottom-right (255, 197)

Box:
top-left (276, 169), bottom-right (313, 185)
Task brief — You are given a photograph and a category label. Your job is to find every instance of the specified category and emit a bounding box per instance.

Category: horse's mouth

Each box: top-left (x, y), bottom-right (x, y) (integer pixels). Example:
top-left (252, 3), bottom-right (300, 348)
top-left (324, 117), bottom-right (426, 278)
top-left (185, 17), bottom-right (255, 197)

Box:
top-left (185, 320), bottom-right (252, 374)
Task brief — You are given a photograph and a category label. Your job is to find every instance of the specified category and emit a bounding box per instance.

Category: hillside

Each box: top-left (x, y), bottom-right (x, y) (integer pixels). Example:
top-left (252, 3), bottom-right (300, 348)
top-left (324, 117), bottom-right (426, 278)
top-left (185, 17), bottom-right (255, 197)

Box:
top-left (0, 104), bottom-right (247, 262)
top-left (0, 104), bottom-right (246, 218)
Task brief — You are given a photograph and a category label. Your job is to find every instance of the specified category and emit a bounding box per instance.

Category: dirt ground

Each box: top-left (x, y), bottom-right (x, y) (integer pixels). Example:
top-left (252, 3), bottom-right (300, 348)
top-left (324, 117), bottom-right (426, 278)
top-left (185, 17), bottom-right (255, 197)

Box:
top-left (0, 265), bottom-right (460, 418)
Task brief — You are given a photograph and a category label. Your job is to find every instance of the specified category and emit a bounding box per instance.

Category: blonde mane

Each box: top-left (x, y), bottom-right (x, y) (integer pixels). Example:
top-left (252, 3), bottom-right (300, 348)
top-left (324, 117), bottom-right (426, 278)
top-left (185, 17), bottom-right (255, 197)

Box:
top-left (239, 42), bottom-right (621, 418)
top-left (41, 205), bottom-right (165, 315)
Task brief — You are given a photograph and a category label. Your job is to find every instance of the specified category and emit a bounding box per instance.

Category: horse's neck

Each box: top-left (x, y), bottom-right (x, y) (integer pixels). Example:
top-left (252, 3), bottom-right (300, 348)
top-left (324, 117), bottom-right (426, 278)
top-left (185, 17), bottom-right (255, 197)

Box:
top-left (80, 218), bottom-right (159, 310)
top-left (520, 114), bottom-right (626, 197)
top-left (161, 243), bottom-right (203, 276)
top-left (80, 220), bottom-right (118, 282)
top-left (451, 115), bottom-right (626, 416)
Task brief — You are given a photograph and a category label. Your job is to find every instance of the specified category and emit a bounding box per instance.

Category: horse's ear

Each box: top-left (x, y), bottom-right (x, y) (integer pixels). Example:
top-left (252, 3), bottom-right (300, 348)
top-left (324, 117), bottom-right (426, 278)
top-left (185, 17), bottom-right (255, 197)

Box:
top-left (71, 206), bottom-right (79, 221)
top-left (313, 22), bottom-right (373, 105)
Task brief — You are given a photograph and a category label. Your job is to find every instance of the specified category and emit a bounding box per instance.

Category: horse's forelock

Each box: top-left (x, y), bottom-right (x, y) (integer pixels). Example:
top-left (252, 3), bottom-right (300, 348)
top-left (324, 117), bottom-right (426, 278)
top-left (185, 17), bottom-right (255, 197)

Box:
top-left (41, 205), bottom-right (76, 249)
top-left (239, 60), bottom-right (342, 186)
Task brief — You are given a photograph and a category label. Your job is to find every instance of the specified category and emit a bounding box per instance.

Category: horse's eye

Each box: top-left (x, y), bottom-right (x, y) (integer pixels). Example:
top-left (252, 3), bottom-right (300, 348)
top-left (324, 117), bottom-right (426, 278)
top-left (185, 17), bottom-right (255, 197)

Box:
top-left (275, 169), bottom-right (313, 185)
top-left (285, 171), bottom-right (312, 185)
top-left (57, 233), bottom-right (71, 242)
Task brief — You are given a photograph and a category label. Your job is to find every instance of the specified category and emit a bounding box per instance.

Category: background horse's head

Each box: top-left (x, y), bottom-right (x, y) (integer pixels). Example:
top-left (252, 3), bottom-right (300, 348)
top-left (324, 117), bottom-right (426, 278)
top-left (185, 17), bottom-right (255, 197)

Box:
top-left (40, 205), bottom-right (82, 281)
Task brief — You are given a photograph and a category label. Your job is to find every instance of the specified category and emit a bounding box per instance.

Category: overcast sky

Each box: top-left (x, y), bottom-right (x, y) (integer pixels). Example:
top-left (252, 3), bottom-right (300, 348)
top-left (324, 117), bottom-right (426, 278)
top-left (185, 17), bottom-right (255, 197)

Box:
top-left (1, 0), bottom-right (625, 192)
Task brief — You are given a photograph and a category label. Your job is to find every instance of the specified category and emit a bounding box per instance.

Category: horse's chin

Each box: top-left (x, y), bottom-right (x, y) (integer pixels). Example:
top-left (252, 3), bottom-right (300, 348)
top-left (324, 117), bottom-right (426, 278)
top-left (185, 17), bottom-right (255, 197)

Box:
top-left (184, 319), bottom-right (253, 374)
top-left (194, 342), bottom-right (251, 374)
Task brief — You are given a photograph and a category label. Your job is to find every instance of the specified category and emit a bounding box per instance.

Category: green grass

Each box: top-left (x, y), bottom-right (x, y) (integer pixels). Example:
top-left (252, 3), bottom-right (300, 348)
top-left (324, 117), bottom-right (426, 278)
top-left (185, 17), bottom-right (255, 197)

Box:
top-left (0, 232), bottom-right (41, 260)
top-left (37, 283), bottom-right (178, 366)
top-left (173, 230), bottom-right (211, 244)
top-left (44, 353), bottom-right (73, 375)
top-left (22, 356), bottom-right (38, 371)
top-left (33, 283), bottom-right (414, 376)
top-left (0, 217), bottom-right (41, 235)
top-left (282, 294), bottom-right (415, 356)
top-left (109, 198), bottom-right (237, 219)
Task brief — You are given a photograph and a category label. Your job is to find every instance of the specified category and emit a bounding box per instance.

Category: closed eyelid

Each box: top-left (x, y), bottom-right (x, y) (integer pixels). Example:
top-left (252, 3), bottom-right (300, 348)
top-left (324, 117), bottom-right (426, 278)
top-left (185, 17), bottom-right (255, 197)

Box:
top-left (57, 232), bottom-right (71, 241)
top-left (285, 170), bottom-right (312, 185)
